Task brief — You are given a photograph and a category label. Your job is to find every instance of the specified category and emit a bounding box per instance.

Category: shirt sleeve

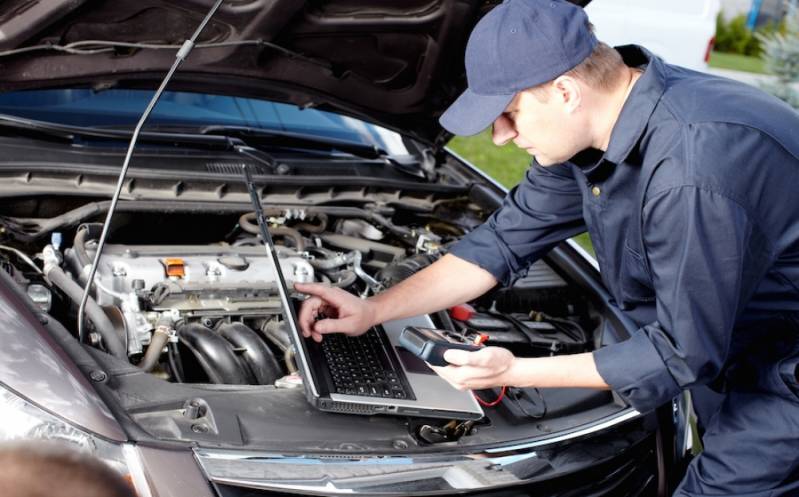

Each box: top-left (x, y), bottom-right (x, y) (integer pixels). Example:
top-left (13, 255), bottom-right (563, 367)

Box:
top-left (593, 185), bottom-right (774, 413)
top-left (449, 162), bottom-right (586, 286)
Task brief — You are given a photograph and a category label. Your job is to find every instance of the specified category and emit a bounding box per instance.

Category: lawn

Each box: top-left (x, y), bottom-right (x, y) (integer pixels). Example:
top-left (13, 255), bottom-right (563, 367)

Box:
top-left (708, 51), bottom-right (768, 74)
top-left (447, 130), bottom-right (595, 255)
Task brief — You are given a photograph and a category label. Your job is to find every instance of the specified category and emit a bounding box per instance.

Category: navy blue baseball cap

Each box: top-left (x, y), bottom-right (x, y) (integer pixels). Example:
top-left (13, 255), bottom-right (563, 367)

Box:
top-left (440, 0), bottom-right (597, 136)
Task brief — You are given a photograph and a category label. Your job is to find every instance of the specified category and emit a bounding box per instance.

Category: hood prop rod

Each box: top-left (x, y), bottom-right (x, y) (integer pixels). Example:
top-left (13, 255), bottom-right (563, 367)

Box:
top-left (76, 0), bottom-right (226, 346)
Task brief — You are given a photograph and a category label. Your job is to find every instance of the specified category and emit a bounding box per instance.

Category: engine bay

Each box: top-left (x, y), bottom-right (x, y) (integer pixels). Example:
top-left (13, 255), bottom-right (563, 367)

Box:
top-left (0, 194), bottom-right (623, 448)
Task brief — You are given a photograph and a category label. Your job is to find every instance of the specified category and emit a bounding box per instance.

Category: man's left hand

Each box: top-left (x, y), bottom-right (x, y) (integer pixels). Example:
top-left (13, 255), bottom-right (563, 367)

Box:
top-left (429, 346), bottom-right (517, 390)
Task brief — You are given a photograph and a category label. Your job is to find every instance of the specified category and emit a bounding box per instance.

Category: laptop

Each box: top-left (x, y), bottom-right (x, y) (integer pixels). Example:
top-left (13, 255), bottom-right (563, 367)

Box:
top-left (241, 165), bottom-right (484, 420)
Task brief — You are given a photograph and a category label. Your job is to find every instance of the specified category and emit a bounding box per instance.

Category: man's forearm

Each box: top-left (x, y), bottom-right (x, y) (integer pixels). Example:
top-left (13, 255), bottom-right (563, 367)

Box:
top-left (503, 353), bottom-right (609, 389)
top-left (369, 253), bottom-right (498, 324)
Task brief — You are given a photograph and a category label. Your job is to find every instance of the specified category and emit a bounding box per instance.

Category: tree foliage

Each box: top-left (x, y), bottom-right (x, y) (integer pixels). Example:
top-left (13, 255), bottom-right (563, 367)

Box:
top-left (758, 3), bottom-right (799, 108)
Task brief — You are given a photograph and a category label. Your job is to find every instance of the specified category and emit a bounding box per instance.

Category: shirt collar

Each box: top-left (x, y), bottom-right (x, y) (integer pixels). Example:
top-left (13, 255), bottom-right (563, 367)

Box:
top-left (573, 45), bottom-right (668, 175)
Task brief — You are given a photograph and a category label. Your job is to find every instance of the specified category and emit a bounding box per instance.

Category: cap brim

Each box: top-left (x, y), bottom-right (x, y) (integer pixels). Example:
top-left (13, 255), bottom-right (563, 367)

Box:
top-left (439, 88), bottom-right (514, 136)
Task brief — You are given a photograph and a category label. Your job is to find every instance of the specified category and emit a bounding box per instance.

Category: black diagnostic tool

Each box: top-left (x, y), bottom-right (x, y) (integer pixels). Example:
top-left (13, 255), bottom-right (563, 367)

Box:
top-left (399, 326), bottom-right (487, 366)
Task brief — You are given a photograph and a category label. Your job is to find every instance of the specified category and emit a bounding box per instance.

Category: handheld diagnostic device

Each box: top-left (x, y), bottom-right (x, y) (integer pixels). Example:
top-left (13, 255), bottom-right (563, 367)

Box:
top-left (399, 326), bottom-right (487, 366)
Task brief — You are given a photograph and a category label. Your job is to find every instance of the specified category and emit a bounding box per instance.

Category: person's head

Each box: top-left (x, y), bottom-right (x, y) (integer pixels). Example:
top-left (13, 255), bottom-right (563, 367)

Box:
top-left (439, 0), bottom-right (633, 166)
top-left (0, 442), bottom-right (136, 497)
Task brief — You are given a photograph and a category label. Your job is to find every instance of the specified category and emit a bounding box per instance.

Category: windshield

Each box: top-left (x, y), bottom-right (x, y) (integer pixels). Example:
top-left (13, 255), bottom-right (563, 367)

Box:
top-left (0, 89), bottom-right (409, 155)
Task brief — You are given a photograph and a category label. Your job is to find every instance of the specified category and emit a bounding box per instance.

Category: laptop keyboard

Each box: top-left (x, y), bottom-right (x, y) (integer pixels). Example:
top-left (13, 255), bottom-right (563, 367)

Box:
top-left (321, 329), bottom-right (412, 399)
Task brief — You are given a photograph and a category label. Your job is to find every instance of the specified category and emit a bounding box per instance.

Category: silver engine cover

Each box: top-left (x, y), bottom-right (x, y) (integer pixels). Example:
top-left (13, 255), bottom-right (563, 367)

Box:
top-left (92, 244), bottom-right (314, 316)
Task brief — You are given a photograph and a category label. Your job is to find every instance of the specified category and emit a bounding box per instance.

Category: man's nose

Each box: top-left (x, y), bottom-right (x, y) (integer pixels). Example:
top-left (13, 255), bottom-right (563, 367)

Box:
top-left (492, 115), bottom-right (517, 146)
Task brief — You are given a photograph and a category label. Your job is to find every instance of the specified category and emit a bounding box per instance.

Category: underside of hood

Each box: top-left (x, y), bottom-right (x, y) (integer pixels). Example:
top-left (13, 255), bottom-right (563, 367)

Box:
top-left (0, 0), bottom-right (590, 145)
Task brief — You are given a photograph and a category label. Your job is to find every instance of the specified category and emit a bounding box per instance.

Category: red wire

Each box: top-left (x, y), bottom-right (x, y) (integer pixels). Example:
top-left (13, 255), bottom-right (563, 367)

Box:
top-left (473, 386), bottom-right (506, 407)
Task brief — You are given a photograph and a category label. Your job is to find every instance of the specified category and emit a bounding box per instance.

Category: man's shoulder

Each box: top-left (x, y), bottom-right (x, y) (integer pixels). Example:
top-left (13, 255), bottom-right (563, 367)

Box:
top-left (653, 66), bottom-right (799, 153)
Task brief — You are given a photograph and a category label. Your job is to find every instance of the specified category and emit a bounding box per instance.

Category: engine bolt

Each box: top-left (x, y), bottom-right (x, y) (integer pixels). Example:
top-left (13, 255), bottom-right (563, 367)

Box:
top-left (191, 424), bottom-right (209, 434)
top-left (392, 440), bottom-right (408, 450)
top-left (89, 370), bottom-right (107, 382)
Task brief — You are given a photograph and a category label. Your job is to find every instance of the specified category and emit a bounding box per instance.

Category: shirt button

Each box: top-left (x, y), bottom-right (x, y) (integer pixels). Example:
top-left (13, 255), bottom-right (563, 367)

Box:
top-left (591, 186), bottom-right (601, 197)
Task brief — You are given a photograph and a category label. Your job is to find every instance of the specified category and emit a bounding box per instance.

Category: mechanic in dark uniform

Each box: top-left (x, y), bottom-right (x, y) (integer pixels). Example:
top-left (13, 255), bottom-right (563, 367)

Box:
top-left (297, 1), bottom-right (799, 495)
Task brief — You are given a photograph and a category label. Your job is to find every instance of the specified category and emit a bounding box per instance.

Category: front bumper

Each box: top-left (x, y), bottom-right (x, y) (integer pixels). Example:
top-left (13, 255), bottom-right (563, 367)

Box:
top-left (184, 409), bottom-right (660, 496)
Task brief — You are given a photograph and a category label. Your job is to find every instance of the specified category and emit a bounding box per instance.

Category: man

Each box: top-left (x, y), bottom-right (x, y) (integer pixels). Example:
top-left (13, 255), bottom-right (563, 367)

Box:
top-left (296, 0), bottom-right (799, 495)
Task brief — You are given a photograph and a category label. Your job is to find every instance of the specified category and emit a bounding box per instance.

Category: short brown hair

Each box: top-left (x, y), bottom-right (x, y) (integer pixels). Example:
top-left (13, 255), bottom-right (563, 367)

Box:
top-left (528, 41), bottom-right (627, 99)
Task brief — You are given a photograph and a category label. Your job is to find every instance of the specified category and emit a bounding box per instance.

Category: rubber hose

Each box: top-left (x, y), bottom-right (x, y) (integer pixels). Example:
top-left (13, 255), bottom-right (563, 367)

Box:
top-left (139, 325), bottom-right (170, 372)
top-left (295, 212), bottom-right (328, 233)
top-left (72, 227), bottom-right (92, 269)
top-left (45, 266), bottom-right (127, 359)
top-left (238, 213), bottom-right (306, 251)
top-left (324, 269), bottom-right (357, 288)
top-left (308, 252), bottom-right (356, 270)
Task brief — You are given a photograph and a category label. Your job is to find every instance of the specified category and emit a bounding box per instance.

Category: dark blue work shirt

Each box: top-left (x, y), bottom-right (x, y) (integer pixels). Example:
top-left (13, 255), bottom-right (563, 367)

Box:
top-left (449, 46), bottom-right (799, 414)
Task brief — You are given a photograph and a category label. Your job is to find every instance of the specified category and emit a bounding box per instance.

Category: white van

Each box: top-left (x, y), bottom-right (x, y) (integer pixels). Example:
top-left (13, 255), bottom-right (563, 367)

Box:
top-left (584, 0), bottom-right (721, 71)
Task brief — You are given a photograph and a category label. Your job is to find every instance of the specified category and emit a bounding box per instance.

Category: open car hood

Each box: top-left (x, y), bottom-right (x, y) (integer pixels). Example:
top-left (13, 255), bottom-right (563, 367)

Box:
top-left (0, 0), bottom-right (590, 145)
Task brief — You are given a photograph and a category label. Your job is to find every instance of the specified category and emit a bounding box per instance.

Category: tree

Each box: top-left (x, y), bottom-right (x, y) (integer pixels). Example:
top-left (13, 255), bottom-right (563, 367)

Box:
top-left (758, 2), bottom-right (799, 108)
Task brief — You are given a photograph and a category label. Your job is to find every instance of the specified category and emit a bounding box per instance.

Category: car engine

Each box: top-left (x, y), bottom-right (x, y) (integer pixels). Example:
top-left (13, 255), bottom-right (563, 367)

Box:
top-left (1, 202), bottom-right (595, 390)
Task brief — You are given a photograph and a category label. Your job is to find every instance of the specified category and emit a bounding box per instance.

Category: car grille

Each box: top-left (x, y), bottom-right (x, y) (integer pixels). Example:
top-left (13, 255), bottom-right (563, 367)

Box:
top-left (211, 433), bottom-right (660, 497)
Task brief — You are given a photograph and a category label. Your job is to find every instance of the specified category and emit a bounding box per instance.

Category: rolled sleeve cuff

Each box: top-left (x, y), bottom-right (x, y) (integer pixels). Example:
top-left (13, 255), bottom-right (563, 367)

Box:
top-left (593, 329), bottom-right (682, 414)
top-left (448, 225), bottom-right (513, 286)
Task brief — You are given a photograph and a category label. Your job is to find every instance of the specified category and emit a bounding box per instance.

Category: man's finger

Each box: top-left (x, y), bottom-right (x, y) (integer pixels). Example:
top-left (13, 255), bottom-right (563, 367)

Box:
top-left (313, 316), bottom-right (358, 335)
top-left (295, 282), bottom-right (335, 301)
top-left (298, 296), bottom-right (323, 337)
top-left (442, 348), bottom-right (475, 366)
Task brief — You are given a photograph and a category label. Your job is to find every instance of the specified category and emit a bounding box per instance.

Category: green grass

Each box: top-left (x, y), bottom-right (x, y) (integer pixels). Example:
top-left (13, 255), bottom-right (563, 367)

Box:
top-left (447, 130), bottom-right (595, 255)
top-left (708, 51), bottom-right (768, 74)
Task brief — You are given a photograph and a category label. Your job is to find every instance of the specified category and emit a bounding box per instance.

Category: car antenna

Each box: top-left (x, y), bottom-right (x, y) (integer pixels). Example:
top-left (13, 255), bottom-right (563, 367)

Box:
top-left (76, 0), bottom-right (226, 345)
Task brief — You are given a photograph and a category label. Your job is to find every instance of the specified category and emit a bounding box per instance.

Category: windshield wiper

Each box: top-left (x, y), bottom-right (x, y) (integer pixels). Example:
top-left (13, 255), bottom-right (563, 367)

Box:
top-left (0, 114), bottom-right (280, 172)
top-left (0, 113), bottom-right (241, 147)
top-left (199, 124), bottom-right (428, 179)
top-left (0, 115), bottom-right (426, 178)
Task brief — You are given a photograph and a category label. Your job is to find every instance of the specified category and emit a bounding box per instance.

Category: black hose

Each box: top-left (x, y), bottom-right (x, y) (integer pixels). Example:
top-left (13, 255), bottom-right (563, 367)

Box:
top-left (325, 269), bottom-right (358, 288)
top-left (72, 226), bottom-right (93, 269)
top-left (45, 265), bottom-right (127, 359)
top-left (168, 342), bottom-right (185, 382)
top-left (238, 213), bottom-right (306, 251)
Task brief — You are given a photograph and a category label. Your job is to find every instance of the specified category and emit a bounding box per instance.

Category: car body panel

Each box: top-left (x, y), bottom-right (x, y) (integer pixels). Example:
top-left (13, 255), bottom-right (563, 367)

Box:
top-left (0, 269), bottom-right (126, 441)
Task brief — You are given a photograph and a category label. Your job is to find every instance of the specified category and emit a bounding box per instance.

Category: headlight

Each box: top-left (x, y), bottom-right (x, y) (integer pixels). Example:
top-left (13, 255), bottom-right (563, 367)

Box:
top-left (0, 383), bottom-right (152, 497)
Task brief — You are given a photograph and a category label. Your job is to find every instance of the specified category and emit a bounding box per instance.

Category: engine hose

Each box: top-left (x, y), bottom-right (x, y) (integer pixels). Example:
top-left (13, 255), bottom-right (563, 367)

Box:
top-left (44, 265), bottom-right (127, 360)
top-left (308, 251), bottom-right (356, 270)
top-left (285, 346), bottom-right (298, 374)
top-left (261, 320), bottom-right (297, 374)
top-left (295, 212), bottom-right (328, 234)
top-left (139, 324), bottom-right (171, 372)
top-left (324, 269), bottom-right (357, 288)
top-left (72, 226), bottom-right (92, 269)
top-left (238, 213), bottom-right (306, 251)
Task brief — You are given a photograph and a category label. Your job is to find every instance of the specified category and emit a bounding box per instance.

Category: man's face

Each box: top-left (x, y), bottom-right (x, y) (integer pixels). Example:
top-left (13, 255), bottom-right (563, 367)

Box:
top-left (492, 87), bottom-right (586, 166)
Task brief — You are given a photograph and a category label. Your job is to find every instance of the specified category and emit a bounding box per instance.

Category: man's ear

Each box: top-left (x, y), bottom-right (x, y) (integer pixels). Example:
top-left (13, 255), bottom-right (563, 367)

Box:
top-left (552, 75), bottom-right (582, 114)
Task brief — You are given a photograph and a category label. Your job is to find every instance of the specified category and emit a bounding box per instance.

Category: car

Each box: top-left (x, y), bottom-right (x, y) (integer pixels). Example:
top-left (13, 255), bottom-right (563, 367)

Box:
top-left (584, 0), bottom-right (720, 71)
top-left (0, 1), bottom-right (693, 496)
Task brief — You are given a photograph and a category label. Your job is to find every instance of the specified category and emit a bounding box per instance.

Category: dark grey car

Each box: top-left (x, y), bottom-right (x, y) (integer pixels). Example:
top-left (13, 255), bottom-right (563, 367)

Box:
top-left (0, 1), bottom-right (692, 495)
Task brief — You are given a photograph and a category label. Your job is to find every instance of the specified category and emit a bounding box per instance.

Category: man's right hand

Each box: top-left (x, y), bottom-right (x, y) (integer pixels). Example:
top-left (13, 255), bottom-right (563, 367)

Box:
top-left (295, 283), bottom-right (377, 342)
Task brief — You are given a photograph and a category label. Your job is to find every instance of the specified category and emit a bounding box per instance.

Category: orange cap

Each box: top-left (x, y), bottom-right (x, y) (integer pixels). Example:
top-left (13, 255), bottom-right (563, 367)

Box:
top-left (163, 258), bottom-right (185, 278)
